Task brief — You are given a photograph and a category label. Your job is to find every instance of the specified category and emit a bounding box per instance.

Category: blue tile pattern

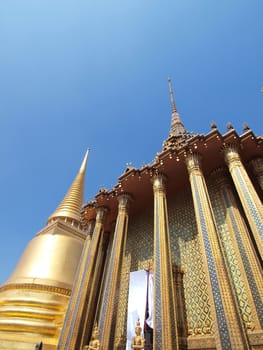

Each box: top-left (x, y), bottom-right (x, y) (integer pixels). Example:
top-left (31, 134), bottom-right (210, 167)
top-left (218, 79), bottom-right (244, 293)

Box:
top-left (234, 167), bottom-right (263, 240)
top-left (168, 192), bottom-right (213, 335)
top-left (154, 196), bottom-right (162, 349)
top-left (193, 177), bottom-right (231, 349)
top-left (222, 189), bottom-right (263, 326)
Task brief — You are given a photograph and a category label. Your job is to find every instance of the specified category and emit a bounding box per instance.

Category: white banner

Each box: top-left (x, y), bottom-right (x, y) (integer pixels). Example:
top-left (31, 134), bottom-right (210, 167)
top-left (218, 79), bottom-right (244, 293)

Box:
top-left (146, 271), bottom-right (154, 329)
top-left (126, 270), bottom-right (147, 350)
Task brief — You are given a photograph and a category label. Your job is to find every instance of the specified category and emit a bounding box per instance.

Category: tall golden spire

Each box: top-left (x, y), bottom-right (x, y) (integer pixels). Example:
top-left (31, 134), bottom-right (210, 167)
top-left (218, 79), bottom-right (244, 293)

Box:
top-left (47, 149), bottom-right (89, 225)
top-left (168, 78), bottom-right (187, 137)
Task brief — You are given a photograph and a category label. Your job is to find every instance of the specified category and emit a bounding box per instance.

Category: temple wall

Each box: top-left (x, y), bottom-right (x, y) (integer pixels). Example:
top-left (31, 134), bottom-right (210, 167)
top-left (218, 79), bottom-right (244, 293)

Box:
top-left (109, 166), bottom-right (263, 349)
top-left (115, 205), bottom-right (154, 347)
top-left (115, 188), bottom-right (215, 347)
top-left (207, 174), bottom-right (263, 342)
top-left (168, 190), bottom-right (213, 338)
top-left (208, 179), bottom-right (254, 328)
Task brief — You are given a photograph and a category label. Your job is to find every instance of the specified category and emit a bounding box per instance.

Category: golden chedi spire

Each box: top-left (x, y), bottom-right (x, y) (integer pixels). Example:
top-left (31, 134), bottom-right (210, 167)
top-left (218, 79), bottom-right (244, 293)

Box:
top-left (0, 150), bottom-right (90, 350)
top-left (47, 149), bottom-right (89, 225)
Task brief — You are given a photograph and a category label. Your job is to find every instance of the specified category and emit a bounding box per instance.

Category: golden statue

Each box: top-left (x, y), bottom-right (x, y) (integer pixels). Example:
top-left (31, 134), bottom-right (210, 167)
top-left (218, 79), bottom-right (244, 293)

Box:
top-left (131, 319), bottom-right (145, 349)
top-left (85, 323), bottom-right (100, 350)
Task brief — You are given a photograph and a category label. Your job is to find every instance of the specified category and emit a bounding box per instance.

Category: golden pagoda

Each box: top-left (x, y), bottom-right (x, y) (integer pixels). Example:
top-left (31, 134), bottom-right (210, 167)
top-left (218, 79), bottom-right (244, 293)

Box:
top-left (0, 150), bottom-right (89, 349)
top-left (0, 81), bottom-right (262, 350)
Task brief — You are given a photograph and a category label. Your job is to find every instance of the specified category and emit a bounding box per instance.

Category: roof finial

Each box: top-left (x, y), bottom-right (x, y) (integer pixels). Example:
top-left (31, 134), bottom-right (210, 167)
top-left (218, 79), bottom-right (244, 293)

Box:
top-left (168, 77), bottom-right (177, 114)
top-left (47, 149), bottom-right (90, 225)
top-left (167, 78), bottom-right (186, 137)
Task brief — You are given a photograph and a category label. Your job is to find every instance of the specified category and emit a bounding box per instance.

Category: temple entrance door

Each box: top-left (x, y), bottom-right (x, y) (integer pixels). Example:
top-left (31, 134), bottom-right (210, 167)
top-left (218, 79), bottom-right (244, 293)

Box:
top-left (126, 270), bottom-right (153, 350)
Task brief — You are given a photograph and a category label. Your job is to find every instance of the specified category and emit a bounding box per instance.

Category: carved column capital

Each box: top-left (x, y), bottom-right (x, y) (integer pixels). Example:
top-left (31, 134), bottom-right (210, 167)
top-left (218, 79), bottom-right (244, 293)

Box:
top-left (152, 173), bottom-right (167, 192)
top-left (86, 219), bottom-right (96, 236)
top-left (117, 193), bottom-right (132, 211)
top-left (223, 144), bottom-right (241, 168)
top-left (95, 206), bottom-right (109, 224)
top-left (185, 153), bottom-right (202, 175)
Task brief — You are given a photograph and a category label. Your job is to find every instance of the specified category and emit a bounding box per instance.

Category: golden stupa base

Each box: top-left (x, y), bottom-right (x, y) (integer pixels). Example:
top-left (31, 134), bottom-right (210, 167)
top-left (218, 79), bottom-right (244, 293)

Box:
top-left (0, 332), bottom-right (56, 350)
top-left (0, 285), bottom-right (70, 350)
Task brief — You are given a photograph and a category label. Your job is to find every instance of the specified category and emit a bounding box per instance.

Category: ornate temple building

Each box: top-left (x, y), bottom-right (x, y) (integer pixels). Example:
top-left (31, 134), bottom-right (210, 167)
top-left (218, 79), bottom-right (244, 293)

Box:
top-left (0, 80), bottom-right (262, 350)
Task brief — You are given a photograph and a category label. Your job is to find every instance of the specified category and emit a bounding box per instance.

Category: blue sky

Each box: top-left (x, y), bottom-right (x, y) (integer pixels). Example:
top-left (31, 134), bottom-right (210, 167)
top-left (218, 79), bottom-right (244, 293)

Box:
top-left (0, 0), bottom-right (262, 284)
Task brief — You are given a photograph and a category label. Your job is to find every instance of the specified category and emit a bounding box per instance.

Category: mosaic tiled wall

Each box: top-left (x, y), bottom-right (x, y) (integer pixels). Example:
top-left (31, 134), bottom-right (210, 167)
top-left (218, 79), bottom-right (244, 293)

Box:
top-left (115, 189), bottom-right (214, 343)
top-left (207, 178), bottom-right (262, 329)
top-left (114, 206), bottom-right (154, 345)
top-left (168, 190), bottom-right (213, 336)
top-left (127, 205), bottom-right (154, 272)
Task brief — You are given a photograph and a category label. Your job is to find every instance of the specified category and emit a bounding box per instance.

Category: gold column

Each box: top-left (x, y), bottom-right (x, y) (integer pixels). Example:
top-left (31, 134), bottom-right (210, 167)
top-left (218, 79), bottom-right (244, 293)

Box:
top-left (250, 157), bottom-right (263, 192)
top-left (86, 218), bottom-right (96, 236)
top-left (152, 173), bottom-right (179, 350)
top-left (98, 194), bottom-right (131, 350)
top-left (213, 168), bottom-right (263, 329)
top-left (94, 221), bottom-right (115, 325)
top-left (224, 145), bottom-right (263, 261)
top-left (80, 230), bottom-right (110, 349)
top-left (80, 219), bottom-right (95, 259)
top-left (186, 153), bottom-right (249, 350)
top-left (57, 206), bottom-right (108, 350)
